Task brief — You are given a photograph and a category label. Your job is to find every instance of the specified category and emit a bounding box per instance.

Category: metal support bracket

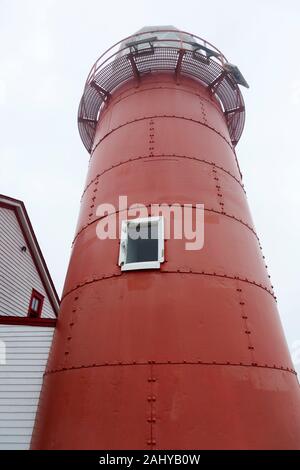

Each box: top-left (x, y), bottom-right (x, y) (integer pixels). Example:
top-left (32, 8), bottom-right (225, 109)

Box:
top-left (90, 80), bottom-right (111, 102)
top-left (207, 71), bottom-right (227, 95)
top-left (126, 36), bottom-right (157, 57)
top-left (175, 49), bottom-right (186, 84)
top-left (127, 53), bottom-right (140, 86)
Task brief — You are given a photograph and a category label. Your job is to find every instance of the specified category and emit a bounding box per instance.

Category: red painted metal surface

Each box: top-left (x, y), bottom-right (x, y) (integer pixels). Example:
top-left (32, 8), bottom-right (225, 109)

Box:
top-left (31, 34), bottom-right (300, 449)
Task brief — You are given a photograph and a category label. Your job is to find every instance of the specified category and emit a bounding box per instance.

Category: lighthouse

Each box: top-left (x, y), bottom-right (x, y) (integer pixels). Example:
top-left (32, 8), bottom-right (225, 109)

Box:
top-left (31, 26), bottom-right (300, 449)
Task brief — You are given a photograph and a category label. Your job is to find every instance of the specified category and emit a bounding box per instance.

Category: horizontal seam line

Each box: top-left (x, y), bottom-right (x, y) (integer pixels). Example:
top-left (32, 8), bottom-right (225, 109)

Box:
top-left (72, 205), bottom-right (258, 244)
top-left (61, 271), bottom-right (275, 302)
top-left (91, 115), bottom-right (233, 157)
top-left (44, 362), bottom-right (296, 377)
top-left (107, 85), bottom-right (226, 122)
top-left (81, 154), bottom-right (244, 199)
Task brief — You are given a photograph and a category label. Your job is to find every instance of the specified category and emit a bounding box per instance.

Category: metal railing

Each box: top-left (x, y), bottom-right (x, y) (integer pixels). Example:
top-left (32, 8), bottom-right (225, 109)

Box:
top-left (78, 29), bottom-right (246, 153)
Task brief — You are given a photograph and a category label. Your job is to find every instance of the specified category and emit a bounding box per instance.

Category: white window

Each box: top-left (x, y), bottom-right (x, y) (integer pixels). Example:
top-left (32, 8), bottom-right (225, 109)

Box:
top-left (31, 297), bottom-right (40, 312)
top-left (119, 216), bottom-right (164, 271)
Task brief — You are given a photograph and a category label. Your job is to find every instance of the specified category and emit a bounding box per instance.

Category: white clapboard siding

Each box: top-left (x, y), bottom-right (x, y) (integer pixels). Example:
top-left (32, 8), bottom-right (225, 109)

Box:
top-left (0, 325), bottom-right (54, 450)
top-left (0, 207), bottom-right (56, 318)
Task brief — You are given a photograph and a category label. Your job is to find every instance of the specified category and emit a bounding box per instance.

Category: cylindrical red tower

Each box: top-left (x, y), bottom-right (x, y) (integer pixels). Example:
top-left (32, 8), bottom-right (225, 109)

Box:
top-left (32, 26), bottom-right (300, 449)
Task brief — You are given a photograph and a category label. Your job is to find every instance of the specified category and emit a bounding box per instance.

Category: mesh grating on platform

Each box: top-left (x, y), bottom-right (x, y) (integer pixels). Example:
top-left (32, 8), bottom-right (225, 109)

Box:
top-left (78, 33), bottom-right (245, 153)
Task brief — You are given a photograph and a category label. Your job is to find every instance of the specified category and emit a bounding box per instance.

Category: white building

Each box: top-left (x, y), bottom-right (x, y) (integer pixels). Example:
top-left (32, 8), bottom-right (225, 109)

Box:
top-left (0, 195), bottom-right (59, 449)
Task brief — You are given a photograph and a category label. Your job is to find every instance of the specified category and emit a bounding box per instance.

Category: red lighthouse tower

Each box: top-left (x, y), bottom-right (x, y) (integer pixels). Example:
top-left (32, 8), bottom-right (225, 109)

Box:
top-left (32, 26), bottom-right (300, 449)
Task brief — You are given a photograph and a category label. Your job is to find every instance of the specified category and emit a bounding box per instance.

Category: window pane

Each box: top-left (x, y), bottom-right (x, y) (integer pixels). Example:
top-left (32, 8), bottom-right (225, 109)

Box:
top-left (126, 222), bottom-right (158, 263)
top-left (31, 297), bottom-right (40, 312)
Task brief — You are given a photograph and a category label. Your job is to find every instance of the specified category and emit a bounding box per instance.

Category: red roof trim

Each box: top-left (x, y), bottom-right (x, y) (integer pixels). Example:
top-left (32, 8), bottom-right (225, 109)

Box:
top-left (0, 194), bottom-right (60, 317)
top-left (0, 315), bottom-right (57, 328)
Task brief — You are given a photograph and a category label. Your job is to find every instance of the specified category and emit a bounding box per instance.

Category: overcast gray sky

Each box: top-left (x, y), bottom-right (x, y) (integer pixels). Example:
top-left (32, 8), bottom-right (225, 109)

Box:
top-left (1, 0), bottom-right (299, 370)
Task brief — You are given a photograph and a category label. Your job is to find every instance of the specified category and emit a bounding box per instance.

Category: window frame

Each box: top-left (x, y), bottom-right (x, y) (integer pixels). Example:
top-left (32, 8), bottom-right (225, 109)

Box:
top-left (28, 289), bottom-right (44, 318)
top-left (119, 216), bottom-right (164, 271)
